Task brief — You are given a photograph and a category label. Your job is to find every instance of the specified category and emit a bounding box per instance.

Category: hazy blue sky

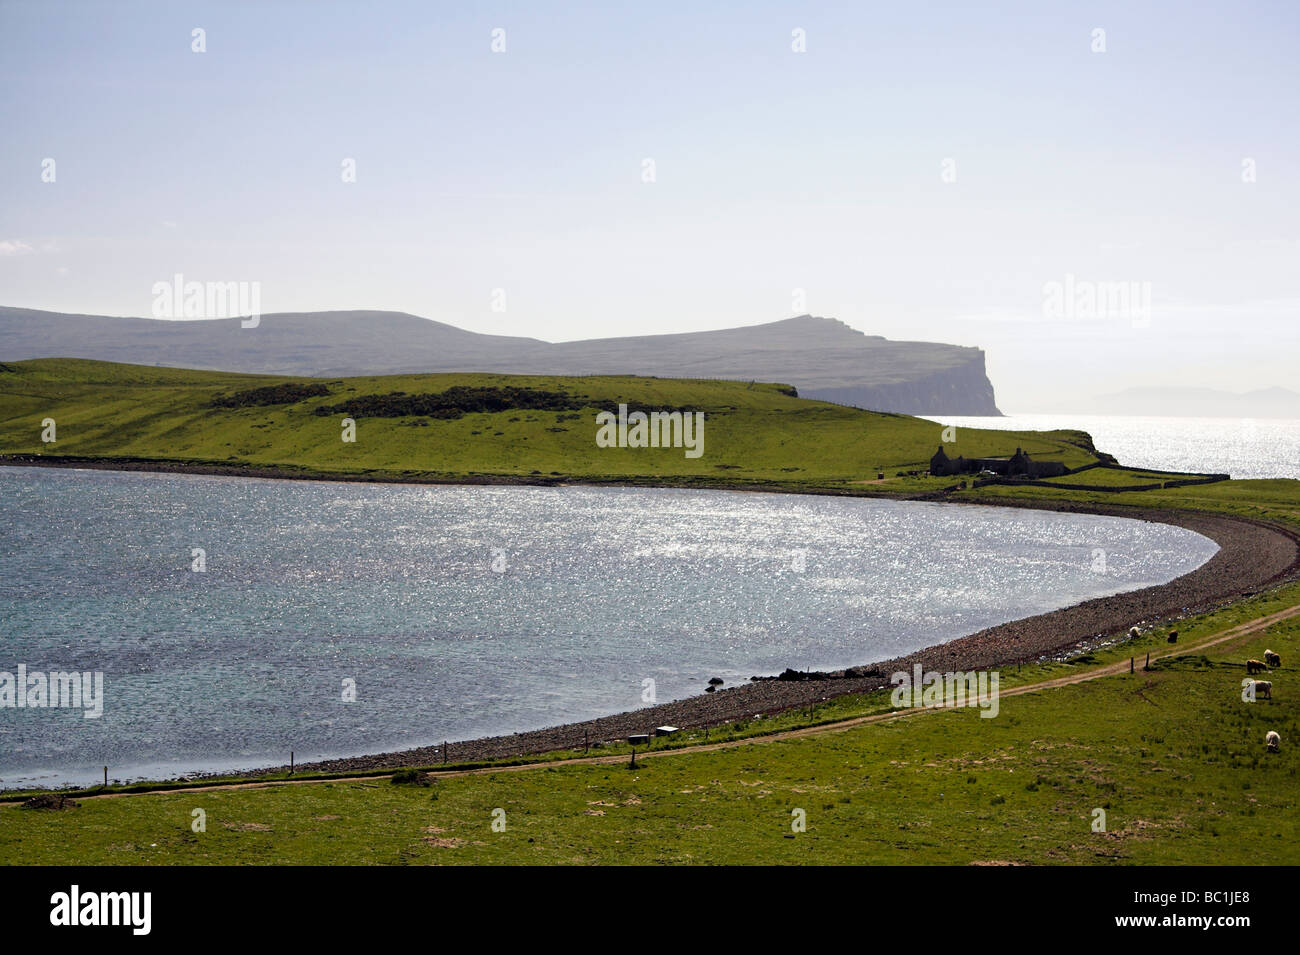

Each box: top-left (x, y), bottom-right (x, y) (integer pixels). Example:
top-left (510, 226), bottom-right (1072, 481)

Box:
top-left (2, 0), bottom-right (1297, 410)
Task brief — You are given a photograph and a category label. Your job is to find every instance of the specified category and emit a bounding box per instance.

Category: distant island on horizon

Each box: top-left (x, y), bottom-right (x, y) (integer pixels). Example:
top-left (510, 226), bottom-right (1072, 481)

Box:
top-left (0, 306), bottom-right (1001, 416)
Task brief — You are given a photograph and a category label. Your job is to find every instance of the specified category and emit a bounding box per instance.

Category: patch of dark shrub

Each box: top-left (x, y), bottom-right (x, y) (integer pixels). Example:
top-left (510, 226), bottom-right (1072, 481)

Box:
top-left (391, 769), bottom-right (432, 786)
top-left (313, 385), bottom-right (586, 419)
top-left (21, 794), bottom-right (80, 810)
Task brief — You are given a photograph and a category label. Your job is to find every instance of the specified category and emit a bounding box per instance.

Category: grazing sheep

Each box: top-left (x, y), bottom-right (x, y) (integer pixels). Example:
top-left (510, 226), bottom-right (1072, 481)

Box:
top-left (1251, 680), bottom-right (1273, 700)
top-left (1129, 626), bottom-right (1140, 638)
top-left (1265, 731), bottom-right (1281, 752)
top-left (1265, 650), bottom-right (1281, 668)
top-left (1247, 659), bottom-right (1268, 674)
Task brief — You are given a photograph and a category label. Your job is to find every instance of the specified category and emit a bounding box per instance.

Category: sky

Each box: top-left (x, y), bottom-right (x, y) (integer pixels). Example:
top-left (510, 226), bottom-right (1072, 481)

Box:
top-left (1, 0), bottom-right (1297, 411)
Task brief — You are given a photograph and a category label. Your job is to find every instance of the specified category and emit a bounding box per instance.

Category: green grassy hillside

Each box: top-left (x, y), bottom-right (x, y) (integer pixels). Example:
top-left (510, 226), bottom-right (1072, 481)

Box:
top-left (0, 358), bottom-right (1098, 487)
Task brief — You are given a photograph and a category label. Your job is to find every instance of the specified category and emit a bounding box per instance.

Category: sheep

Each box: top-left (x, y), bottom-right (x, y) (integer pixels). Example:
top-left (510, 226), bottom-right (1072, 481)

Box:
top-left (1265, 650), bottom-right (1281, 668)
top-left (1129, 626), bottom-right (1140, 639)
top-left (1167, 630), bottom-right (1178, 643)
top-left (1265, 731), bottom-right (1281, 752)
top-left (1247, 659), bottom-right (1268, 674)
top-left (1250, 680), bottom-right (1273, 700)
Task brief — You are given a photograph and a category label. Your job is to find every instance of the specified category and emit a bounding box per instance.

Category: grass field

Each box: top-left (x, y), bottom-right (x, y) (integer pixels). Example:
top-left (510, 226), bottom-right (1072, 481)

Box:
top-left (1039, 468), bottom-right (1187, 487)
top-left (2, 358), bottom-right (1298, 865)
top-left (0, 358), bottom-right (1100, 487)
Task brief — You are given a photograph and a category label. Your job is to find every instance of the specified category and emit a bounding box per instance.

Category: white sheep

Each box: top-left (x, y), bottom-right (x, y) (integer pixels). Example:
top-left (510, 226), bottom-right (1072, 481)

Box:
top-left (1265, 730), bottom-right (1281, 752)
top-left (1129, 626), bottom-right (1140, 638)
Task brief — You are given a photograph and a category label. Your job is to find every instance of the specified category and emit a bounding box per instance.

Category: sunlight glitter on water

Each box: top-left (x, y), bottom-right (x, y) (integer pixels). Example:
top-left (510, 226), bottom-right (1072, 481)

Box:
top-left (0, 467), bottom-right (1217, 788)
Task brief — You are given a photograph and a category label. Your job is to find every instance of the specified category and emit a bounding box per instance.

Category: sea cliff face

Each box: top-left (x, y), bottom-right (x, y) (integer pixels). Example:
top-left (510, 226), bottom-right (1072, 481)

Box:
top-left (803, 350), bottom-right (1001, 415)
top-left (0, 308), bottom-right (1002, 416)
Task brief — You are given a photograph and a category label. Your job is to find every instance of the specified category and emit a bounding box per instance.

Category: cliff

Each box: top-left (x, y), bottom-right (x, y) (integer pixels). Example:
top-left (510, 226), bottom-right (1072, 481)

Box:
top-left (0, 308), bottom-right (1002, 415)
top-left (802, 351), bottom-right (1000, 415)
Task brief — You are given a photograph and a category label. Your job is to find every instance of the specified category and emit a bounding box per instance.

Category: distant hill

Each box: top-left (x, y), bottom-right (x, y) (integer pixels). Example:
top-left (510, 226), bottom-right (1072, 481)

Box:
top-left (0, 307), bottom-right (1002, 415)
top-left (1091, 386), bottom-right (1300, 418)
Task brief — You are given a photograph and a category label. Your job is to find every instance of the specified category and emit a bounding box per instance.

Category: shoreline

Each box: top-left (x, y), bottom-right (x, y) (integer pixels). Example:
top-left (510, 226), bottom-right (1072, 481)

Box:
top-left (234, 506), bottom-right (1300, 779)
top-left (4, 454), bottom-right (1300, 786)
